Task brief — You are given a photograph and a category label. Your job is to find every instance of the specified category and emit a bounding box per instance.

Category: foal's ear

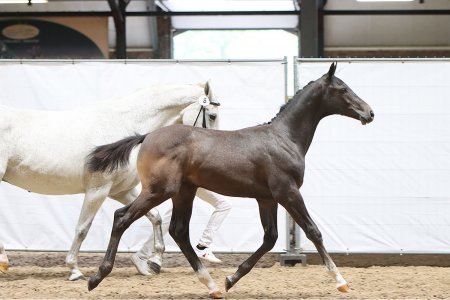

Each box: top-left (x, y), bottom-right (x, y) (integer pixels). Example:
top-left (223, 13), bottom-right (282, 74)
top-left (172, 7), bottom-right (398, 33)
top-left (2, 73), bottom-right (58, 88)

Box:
top-left (327, 62), bottom-right (337, 79)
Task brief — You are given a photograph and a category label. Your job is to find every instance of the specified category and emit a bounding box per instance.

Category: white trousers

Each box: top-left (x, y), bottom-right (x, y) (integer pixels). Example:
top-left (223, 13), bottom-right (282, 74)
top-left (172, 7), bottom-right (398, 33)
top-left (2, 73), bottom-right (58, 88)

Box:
top-left (136, 188), bottom-right (232, 259)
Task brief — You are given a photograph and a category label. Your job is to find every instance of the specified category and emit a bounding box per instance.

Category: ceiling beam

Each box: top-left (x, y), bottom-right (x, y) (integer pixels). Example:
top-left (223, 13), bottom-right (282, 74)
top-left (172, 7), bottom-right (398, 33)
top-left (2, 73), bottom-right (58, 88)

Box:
top-left (0, 9), bottom-right (449, 17)
top-left (300, 0), bottom-right (326, 58)
top-left (0, 10), bottom-right (300, 17)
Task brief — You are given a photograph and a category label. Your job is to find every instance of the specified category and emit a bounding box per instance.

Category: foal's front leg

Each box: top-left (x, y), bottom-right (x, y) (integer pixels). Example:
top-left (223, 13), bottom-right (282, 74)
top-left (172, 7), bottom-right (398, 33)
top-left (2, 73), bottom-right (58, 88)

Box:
top-left (225, 200), bottom-right (278, 291)
top-left (279, 188), bottom-right (349, 292)
top-left (170, 184), bottom-right (222, 299)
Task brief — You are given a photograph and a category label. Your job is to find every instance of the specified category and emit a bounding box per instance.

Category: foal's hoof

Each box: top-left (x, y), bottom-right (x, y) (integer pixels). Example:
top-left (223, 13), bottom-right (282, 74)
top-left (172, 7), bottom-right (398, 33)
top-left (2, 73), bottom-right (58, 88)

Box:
top-left (209, 290), bottom-right (223, 299)
top-left (87, 276), bottom-right (101, 291)
top-left (0, 262), bottom-right (9, 273)
top-left (337, 283), bottom-right (350, 292)
top-left (225, 276), bottom-right (233, 292)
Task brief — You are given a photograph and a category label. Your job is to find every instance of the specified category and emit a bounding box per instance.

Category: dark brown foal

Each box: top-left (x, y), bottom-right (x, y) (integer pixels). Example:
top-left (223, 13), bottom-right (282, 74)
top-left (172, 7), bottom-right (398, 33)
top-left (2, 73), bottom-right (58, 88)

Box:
top-left (86, 63), bottom-right (374, 298)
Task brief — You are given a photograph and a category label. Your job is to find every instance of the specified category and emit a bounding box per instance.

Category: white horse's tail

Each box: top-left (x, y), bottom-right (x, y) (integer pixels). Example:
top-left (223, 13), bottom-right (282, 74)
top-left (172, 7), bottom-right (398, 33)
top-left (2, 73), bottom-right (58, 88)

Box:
top-left (86, 134), bottom-right (147, 173)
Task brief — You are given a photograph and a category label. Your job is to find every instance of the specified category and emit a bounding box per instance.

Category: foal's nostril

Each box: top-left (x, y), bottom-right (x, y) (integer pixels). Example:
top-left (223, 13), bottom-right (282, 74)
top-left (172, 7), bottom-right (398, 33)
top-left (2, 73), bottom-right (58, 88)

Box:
top-left (370, 110), bottom-right (375, 118)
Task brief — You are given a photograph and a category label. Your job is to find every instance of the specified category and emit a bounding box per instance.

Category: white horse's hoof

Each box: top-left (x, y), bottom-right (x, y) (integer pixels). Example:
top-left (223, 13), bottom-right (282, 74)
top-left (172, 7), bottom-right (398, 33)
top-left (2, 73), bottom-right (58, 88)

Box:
top-left (337, 283), bottom-right (350, 292)
top-left (69, 270), bottom-right (86, 281)
top-left (209, 290), bottom-right (223, 299)
top-left (148, 260), bottom-right (161, 275)
top-left (0, 262), bottom-right (9, 273)
top-left (0, 252), bottom-right (9, 273)
top-left (131, 253), bottom-right (161, 276)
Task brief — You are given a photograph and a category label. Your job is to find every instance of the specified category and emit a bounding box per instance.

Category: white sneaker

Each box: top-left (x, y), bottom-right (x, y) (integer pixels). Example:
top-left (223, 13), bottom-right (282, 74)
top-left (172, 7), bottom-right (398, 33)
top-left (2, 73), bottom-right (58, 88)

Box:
top-left (195, 246), bottom-right (222, 263)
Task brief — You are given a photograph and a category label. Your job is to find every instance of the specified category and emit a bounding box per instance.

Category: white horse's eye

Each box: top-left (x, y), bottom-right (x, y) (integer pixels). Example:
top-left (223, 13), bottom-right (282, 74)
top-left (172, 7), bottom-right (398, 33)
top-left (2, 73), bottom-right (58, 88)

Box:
top-left (209, 113), bottom-right (217, 121)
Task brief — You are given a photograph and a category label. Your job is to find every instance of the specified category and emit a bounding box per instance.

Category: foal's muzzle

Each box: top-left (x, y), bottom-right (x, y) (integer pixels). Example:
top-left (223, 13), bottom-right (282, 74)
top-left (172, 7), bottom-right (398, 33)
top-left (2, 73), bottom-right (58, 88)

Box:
top-left (360, 110), bottom-right (375, 125)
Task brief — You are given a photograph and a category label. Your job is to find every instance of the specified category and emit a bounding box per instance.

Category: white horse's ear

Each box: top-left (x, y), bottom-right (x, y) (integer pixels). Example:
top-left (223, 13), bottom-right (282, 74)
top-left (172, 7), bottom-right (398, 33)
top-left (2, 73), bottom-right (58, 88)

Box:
top-left (204, 81), bottom-right (213, 99)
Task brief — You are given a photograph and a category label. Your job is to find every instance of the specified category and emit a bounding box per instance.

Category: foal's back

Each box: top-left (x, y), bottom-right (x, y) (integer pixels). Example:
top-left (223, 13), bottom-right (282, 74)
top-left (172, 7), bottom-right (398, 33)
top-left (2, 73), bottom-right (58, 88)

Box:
top-left (137, 124), bottom-right (297, 199)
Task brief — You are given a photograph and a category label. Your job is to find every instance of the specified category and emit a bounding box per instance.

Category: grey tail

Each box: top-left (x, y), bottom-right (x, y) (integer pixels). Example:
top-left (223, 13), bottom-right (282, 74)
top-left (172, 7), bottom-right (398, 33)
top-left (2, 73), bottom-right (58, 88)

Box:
top-left (86, 134), bottom-right (147, 173)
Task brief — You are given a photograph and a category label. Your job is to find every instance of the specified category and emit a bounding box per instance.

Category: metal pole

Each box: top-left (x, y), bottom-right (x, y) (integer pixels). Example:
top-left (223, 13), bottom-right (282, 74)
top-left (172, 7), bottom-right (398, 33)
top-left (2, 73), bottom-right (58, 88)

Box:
top-left (279, 56), bottom-right (307, 267)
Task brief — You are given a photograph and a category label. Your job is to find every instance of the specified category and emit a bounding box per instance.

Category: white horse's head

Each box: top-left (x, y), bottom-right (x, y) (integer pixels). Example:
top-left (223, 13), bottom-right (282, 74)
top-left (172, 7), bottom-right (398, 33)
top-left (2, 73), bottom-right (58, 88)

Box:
top-left (181, 81), bottom-right (220, 130)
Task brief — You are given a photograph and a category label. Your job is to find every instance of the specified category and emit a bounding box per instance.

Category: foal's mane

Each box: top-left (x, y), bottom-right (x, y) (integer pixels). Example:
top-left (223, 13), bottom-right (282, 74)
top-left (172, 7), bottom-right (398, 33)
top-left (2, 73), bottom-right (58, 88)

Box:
top-left (265, 80), bottom-right (315, 124)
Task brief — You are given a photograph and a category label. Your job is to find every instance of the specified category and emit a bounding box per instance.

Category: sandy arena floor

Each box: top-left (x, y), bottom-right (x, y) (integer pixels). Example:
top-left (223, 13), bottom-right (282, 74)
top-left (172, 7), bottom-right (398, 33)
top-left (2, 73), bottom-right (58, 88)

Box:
top-left (1, 252), bottom-right (450, 299)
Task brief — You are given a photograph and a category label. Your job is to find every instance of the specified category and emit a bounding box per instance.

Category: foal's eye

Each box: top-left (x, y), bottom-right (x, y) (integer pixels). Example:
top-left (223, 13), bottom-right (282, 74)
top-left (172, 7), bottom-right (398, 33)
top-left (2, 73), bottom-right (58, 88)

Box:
top-left (340, 87), bottom-right (347, 93)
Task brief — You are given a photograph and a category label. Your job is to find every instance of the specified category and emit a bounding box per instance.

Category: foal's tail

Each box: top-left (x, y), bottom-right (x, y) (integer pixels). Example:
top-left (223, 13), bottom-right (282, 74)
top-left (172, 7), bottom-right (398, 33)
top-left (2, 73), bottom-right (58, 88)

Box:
top-left (86, 134), bottom-right (147, 173)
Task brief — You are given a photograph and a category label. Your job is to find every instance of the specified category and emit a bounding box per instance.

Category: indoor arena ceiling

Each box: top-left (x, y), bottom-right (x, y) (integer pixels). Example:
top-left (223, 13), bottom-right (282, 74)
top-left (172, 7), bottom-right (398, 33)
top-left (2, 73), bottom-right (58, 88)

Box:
top-left (0, 0), bottom-right (448, 48)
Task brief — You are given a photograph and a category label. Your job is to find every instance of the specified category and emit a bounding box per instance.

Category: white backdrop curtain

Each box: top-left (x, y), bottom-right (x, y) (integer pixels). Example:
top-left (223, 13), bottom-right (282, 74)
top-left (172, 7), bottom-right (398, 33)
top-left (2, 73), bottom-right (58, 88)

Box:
top-left (297, 59), bottom-right (450, 254)
top-left (0, 59), bottom-right (287, 252)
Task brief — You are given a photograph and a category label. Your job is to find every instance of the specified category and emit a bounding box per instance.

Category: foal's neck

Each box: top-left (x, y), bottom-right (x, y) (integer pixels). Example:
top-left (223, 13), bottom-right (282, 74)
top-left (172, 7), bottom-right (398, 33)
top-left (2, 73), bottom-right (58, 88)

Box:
top-left (273, 87), bottom-right (326, 155)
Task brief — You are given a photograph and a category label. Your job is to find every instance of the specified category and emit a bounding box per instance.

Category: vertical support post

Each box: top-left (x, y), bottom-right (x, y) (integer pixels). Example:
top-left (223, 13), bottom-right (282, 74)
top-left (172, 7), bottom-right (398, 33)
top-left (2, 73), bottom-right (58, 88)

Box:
top-left (155, 9), bottom-right (172, 58)
top-left (299, 0), bottom-right (326, 58)
top-left (108, 0), bottom-right (130, 59)
top-left (147, 0), bottom-right (159, 58)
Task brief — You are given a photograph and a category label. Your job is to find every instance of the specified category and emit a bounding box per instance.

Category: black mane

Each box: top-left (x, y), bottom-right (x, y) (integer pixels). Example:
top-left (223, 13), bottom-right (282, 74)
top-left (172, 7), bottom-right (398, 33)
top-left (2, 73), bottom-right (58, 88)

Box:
top-left (265, 80), bottom-right (315, 124)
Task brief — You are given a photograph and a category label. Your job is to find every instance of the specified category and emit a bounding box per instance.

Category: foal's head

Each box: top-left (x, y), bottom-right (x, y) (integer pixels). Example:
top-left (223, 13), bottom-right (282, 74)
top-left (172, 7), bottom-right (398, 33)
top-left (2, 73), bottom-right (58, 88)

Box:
top-left (317, 62), bottom-right (374, 124)
top-left (181, 81), bottom-right (220, 129)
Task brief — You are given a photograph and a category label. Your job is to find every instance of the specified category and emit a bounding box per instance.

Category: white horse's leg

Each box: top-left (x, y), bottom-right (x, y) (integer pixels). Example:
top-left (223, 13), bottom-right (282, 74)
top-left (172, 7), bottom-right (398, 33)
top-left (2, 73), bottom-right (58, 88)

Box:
top-left (0, 165), bottom-right (10, 273)
top-left (132, 205), bottom-right (171, 274)
top-left (65, 184), bottom-right (111, 281)
top-left (110, 188), bottom-right (165, 276)
top-left (0, 241), bottom-right (9, 273)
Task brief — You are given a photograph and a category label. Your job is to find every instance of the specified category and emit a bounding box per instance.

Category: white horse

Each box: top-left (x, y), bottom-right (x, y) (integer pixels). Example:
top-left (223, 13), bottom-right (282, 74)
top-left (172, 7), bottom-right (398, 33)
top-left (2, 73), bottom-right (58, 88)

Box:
top-left (0, 82), bottom-right (220, 281)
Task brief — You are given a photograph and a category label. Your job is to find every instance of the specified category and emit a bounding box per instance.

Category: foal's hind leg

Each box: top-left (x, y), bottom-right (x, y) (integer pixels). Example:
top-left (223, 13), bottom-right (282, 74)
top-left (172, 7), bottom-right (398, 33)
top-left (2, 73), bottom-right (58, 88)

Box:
top-left (170, 184), bottom-right (221, 299)
top-left (278, 188), bottom-right (349, 292)
top-left (66, 184), bottom-right (112, 281)
top-left (225, 199), bottom-right (278, 292)
top-left (110, 187), bottom-right (164, 275)
top-left (88, 188), bottom-right (167, 291)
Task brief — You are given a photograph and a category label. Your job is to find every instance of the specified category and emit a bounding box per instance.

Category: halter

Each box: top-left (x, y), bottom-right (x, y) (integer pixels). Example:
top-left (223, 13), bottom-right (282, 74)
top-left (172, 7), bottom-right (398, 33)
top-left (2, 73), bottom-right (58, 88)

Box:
top-left (193, 97), bottom-right (220, 128)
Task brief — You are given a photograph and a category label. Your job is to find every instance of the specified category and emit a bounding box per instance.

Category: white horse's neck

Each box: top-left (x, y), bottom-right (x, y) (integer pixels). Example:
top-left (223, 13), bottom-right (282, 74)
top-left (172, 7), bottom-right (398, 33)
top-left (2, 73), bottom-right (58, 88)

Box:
top-left (91, 84), bottom-right (203, 133)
